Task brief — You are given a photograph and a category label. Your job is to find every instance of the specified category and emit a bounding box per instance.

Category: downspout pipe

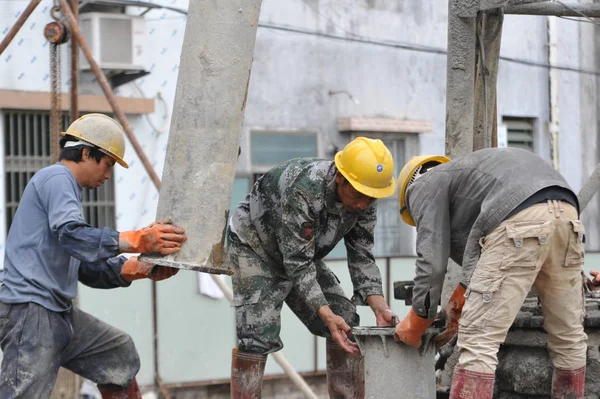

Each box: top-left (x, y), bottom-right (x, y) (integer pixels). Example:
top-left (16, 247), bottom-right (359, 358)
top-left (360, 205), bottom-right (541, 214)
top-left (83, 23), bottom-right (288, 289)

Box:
top-left (548, 15), bottom-right (560, 171)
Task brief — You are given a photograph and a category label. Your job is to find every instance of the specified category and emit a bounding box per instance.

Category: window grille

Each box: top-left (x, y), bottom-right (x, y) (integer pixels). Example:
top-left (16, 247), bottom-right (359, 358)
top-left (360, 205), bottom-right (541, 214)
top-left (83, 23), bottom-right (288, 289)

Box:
top-left (503, 117), bottom-right (535, 152)
top-left (3, 111), bottom-right (116, 230)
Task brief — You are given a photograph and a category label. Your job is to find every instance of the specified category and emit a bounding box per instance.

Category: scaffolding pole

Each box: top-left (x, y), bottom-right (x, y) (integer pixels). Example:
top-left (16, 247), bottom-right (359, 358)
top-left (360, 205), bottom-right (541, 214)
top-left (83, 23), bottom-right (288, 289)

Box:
top-left (58, 0), bottom-right (161, 190)
top-left (0, 0), bottom-right (42, 56)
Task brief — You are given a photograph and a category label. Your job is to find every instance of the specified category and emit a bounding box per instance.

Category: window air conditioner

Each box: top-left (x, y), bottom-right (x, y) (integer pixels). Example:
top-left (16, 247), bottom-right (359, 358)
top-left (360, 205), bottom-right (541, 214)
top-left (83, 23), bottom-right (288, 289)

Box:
top-left (78, 12), bottom-right (145, 72)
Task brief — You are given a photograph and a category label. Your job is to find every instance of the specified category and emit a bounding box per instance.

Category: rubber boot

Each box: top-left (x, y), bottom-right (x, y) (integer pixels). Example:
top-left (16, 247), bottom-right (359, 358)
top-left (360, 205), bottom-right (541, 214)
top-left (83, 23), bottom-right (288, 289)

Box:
top-left (551, 365), bottom-right (585, 399)
top-left (449, 368), bottom-right (495, 399)
top-left (97, 378), bottom-right (142, 399)
top-left (230, 348), bottom-right (267, 399)
top-left (326, 339), bottom-right (365, 399)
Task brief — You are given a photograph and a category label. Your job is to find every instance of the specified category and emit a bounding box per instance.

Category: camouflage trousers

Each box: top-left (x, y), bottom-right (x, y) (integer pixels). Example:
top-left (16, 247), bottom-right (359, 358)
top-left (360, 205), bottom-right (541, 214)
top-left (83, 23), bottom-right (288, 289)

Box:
top-left (228, 232), bottom-right (360, 354)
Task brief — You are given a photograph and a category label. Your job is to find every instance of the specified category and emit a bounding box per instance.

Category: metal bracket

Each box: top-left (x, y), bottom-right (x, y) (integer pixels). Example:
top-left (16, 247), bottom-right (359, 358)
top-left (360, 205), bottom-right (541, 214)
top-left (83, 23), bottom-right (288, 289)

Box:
top-left (457, 0), bottom-right (543, 17)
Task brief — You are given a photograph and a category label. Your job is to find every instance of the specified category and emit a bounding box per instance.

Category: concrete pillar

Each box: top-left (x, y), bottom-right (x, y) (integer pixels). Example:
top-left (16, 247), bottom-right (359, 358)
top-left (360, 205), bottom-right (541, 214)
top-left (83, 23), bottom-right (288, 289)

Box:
top-left (473, 12), bottom-right (503, 151)
top-left (441, 0), bottom-right (477, 306)
top-left (139, 0), bottom-right (263, 274)
top-left (353, 327), bottom-right (436, 399)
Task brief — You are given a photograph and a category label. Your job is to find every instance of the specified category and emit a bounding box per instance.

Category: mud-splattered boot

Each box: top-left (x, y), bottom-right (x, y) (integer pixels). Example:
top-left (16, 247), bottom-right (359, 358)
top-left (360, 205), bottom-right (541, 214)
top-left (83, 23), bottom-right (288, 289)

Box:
top-left (97, 377), bottom-right (142, 399)
top-left (449, 368), bottom-right (494, 399)
top-left (326, 339), bottom-right (365, 399)
top-left (551, 365), bottom-right (585, 399)
top-left (230, 348), bottom-right (267, 399)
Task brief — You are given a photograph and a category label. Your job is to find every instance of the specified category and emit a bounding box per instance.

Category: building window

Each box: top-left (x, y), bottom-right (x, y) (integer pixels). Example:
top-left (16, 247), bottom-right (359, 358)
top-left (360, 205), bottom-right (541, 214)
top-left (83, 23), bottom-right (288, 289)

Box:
top-left (502, 117), bottom-right (535, 151)
top-left (371, 138), bottom-right (410, 257)
top-left (250, 131), bottom-right (318, 182)
top-left (3, 111), bottom-right (116, 230)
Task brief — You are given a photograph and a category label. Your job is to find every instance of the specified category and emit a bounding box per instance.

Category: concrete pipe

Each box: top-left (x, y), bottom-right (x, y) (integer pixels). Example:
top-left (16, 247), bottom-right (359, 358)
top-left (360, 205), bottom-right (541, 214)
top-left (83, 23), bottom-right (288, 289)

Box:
top-left (353, 327), bottom-right (437, 399)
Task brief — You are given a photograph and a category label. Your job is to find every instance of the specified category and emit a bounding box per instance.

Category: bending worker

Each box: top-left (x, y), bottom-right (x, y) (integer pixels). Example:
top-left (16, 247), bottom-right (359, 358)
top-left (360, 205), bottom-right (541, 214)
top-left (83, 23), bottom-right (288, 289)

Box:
top-left (0, 114), bottom-right (187, 398)
top-left (228, 137), bottom-right (397, 398)
top-left (394, 147), bottom-right (587, 399)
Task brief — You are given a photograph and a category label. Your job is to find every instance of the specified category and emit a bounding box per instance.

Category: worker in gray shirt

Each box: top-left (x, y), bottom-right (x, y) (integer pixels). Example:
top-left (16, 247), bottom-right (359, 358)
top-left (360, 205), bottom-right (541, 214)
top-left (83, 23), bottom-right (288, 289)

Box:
top-left (0, 114), bottom-right (187, 399)
top-left (393, 148), bottom-right (587, 399)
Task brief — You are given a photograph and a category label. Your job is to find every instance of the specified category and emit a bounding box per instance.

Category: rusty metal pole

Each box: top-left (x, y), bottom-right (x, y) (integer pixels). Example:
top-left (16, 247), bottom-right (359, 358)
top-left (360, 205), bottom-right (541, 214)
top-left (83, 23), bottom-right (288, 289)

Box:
top-left (58, 0), bottom-right (161, 190)
top-left (0, 0), bottom-right (42, 56)
top-left (69, 0), bottom-right (79, 122)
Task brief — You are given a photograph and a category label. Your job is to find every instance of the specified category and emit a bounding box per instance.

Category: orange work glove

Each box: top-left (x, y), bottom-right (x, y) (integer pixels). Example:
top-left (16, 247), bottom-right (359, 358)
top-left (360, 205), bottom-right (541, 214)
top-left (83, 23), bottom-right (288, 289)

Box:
top-left (120, 257), bottom-right (179, 282)
top-left (434, 283), bottom-right (467, 347)
top-left (587, 270), bottom-right (600, 291)
top-left (394, 307), bottom-right (435, 348)
top-left (119, 219), bottom-right (187, 255)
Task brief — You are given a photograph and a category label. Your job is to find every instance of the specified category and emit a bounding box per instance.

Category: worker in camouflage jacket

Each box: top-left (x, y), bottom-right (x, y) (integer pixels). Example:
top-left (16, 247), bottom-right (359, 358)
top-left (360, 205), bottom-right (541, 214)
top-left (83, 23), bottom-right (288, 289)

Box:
top-left (394, 148), bottom-right (588, 399)
top-left (228, 137), bottom-right (397, 398)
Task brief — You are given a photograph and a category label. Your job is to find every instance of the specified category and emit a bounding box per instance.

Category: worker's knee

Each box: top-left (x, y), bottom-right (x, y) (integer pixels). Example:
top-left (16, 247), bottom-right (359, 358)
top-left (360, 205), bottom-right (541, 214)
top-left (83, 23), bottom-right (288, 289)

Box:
top-left (120, 336), bottom-right (141, 382)
top-left (110, 335), bottom-right (140, 386)
top-left (97, 335), bottom-right (140, 387)
top-left (456, 330), bottom-right (502, 374)
top-left (238, 336), bottom-right (282, 355)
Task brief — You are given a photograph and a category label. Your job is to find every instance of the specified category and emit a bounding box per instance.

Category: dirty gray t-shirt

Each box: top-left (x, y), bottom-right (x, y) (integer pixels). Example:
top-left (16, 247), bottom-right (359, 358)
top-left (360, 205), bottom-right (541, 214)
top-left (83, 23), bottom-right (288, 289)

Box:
top-left (0, 163), bottom-right (123, 311)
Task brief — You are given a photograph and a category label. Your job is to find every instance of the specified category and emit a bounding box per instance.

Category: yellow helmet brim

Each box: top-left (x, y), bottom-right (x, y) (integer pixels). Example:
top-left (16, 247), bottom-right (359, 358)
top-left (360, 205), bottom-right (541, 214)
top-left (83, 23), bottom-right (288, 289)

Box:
top-left (336, 151), bottom-right (396, 198)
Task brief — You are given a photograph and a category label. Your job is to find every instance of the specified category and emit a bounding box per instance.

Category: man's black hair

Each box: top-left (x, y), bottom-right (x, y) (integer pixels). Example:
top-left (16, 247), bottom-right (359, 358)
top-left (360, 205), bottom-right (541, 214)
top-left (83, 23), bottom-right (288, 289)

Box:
top-left (58, 134), bottom-right (106, 164)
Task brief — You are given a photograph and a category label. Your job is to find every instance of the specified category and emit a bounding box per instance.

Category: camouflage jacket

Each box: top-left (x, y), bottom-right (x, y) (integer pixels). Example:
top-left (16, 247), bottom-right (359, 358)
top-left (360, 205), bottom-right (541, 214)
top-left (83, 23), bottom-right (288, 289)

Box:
top-left (229, 158), bottom-right (383, 312)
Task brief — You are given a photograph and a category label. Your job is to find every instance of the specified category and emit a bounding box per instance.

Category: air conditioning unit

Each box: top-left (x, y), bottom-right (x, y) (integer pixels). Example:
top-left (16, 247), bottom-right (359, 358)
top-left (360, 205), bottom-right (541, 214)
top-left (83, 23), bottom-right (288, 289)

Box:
top-left (78, 12), bottom-right (145, 72)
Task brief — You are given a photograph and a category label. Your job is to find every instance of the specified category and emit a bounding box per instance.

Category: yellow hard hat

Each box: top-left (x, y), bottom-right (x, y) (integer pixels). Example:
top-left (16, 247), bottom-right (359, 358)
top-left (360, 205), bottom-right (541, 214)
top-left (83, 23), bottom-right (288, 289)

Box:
top-left (398, 155), bottom-right (450, 226)
top-left (334, 137), bottom-right (396, 199)
top-left (62, 113), bottom-right (128, 168)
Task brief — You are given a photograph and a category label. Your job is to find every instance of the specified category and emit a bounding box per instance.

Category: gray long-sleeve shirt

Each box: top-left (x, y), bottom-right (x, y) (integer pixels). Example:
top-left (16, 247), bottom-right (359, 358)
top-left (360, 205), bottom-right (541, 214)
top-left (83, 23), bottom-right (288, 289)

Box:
top-left (406, 147), bottom-right (577, 319)
top-left (0, 163), bottom-right (129, 312)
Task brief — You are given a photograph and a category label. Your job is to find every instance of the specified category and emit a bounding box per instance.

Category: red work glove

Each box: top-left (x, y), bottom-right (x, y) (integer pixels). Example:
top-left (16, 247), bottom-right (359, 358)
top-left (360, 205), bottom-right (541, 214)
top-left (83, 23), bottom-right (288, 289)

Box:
top-left (394, 307), bottom-right (435, 348)
top-left (434, 284), bottom-right (467, 347)
top-left (121, 257), bottom-right (179, 282)
top-left (119, 219), bottom-right (187, 255)
top-left (587, 270), bottom-right (600, 291)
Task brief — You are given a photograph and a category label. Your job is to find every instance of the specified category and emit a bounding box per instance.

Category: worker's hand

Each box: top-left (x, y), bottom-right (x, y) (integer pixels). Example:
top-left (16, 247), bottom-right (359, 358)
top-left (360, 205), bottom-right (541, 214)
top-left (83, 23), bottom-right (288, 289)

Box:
top-left (367, 295), bottom-right (398, 327)
top-left (318, 305), bottom-right (359, 354)
top-left (374, 308), bottom-right (399, 327)
top-left (150, 266), bottom-right (179, 281)
top-left (121, 257), bottom-right (180, 282)
top-left (394, 308), bottom-right (435, 349)
top-left (587, 270), bottom-right (600, 291)
top-left (120, 257), bottom-right (155, 282)
top-left (119, 219), bottom-right (187, 255)
top-left (434, 284), bottom-right (467, 347)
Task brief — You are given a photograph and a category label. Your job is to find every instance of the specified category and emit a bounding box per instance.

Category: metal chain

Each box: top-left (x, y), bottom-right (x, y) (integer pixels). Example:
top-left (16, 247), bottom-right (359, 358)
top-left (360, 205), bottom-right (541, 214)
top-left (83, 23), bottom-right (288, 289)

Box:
top-left (50, 41), bottom-right (61, 162)
top-left (49, 0), bottom-right (61, 162)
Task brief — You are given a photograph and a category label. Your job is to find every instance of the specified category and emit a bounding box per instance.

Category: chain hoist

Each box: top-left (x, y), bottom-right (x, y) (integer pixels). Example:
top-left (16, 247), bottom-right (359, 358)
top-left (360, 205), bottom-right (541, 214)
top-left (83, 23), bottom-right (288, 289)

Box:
top-left (44, 3), bottom-right (70, 162)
